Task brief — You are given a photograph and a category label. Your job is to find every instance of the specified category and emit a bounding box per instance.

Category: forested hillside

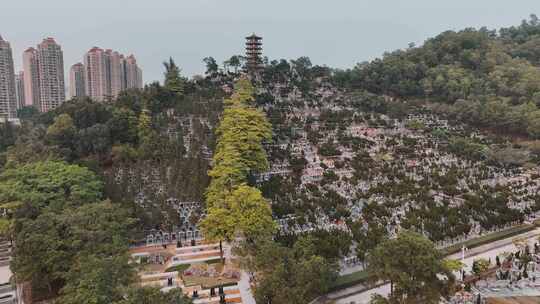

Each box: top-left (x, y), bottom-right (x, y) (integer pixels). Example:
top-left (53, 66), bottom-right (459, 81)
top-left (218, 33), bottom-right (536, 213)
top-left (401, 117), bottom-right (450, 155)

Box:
top-left (334, 14), bottom-right (540, 137)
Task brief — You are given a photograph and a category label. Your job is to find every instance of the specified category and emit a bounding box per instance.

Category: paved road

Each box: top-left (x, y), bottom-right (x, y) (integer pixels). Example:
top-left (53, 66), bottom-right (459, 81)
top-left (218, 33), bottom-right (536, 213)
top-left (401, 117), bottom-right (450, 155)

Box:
top-left (332, 228), bottom-right (540, 304)
top-left (238, 271), bottom-right (256, 304)
top-left (0, 264), bottom-right (11, 285)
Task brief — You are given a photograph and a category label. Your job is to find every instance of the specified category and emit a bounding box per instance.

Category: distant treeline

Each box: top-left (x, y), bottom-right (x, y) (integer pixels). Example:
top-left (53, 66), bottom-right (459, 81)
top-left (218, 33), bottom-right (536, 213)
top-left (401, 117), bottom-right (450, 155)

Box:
top-left (333, 15), bottom-right (540, 137)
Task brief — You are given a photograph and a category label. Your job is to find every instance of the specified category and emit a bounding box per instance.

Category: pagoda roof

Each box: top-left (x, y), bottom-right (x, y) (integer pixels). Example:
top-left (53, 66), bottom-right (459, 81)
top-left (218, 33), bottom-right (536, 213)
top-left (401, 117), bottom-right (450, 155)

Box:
top-left (246, 33), bottom-right (262, 40)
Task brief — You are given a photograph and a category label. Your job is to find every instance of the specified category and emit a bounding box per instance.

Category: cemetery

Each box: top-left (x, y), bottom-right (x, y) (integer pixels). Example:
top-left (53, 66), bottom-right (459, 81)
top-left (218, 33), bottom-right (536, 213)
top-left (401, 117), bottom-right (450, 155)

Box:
top-left (260, 94), bottom-right (540, 272)
top-left (449, 239), bottom-right (540, 304)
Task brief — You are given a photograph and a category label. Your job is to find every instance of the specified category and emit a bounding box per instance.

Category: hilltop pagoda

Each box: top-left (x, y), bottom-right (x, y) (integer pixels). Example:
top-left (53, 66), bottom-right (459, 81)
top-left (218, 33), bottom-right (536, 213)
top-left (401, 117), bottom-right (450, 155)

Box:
top-left (245, 33), bottom-right (263, 73)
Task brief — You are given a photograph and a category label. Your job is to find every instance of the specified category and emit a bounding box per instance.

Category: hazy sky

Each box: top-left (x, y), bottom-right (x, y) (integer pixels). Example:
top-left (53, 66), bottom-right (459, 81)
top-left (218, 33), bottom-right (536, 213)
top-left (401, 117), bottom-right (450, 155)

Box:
top-left (2, 1), bottom-right (540, 83)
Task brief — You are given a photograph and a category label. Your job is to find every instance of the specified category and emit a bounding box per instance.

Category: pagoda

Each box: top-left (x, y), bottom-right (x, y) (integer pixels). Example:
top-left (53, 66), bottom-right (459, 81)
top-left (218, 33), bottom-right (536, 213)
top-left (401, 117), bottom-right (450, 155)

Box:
top-left (245, 33), bottom-right (263, 73)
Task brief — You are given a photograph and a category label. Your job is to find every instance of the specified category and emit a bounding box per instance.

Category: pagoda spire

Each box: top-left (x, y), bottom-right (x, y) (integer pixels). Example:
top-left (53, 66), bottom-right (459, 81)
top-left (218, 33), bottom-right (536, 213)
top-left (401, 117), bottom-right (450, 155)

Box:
top-left (245, 33), bottom-right (263, 74)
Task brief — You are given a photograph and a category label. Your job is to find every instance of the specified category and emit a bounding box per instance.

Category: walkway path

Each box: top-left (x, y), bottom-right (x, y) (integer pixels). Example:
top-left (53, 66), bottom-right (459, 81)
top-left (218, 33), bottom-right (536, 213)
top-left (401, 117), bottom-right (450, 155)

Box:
top-left (222, 243), bottom-right (256, 304)
top-left (238, 271), bottom-right (256, 304)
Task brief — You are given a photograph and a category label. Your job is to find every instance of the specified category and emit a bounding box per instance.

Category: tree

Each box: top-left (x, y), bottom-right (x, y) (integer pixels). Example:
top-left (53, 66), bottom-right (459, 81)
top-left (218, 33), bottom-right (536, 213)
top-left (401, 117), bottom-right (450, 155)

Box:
top-left (58, 254), bottom-right (135, 304)
top-left (203, 56), bottom-right (219, 76)
top-left (226, 185), bottom-right (276, 241)
top-left (211, 105), bottom-right (272, 180)
top-left (200, 206), bottom-right (236, 261)
top-left (370, 294), bottom-right (391, 304)
top-left (0, 200), bottom-right (21, 238)
top-left (442, 259), bottom-right (465, 272)
top-left (202, 78), bottom-right (275, 260)
top-left (291, 57), bottom-right (312, 78)
top-left (486, 146), bottom-right (530, 167)
top-left (448, 137), bottom-right (487, 160)
top-left (163, 57), bottom-right (185, 95)
top-left (10, 211), bottom-right (67, 294)
top-left (228, 55), bottom-right (242, 73)
top-left (201, 177), bottom-right (276, 259)
top-left (203, 76), bottom-right (272, 211)
top-left (0, 161), bottom-right (103, 215)
top-left (77, 123), bottom-right (111, 156)
top-left (249, 238), bottom-right (337, 304)
top-left (108, 107), bottom-right (138, 144)
top-left (11, 200), bottom-right (135, 299)
top-left (0, 120), bottom-right (17, 154)
top-left (351, 220), bottom-right (387, 266)
top-left (472, 258), bottom-right (490, 276)
top-left (17, 106), bottom-right (39, 120)
top-left (0, 161), bottom-right (137, 300)
top-left (367, 231), bottom-right (453, 304)
top-left (3, 123), bottom-right (57, 167)
top-left (46, 113), bottom-right (77, 154)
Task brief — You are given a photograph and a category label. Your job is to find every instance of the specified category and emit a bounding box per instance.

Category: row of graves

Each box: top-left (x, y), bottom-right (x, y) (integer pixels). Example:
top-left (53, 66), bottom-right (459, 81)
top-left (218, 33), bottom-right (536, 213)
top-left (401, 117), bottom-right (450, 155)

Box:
top-left (142, 200), bottom-right (205, 247)
top-left (267, 108), bottom-right (540, 273)
top-left (276, 214), bottom-right (349, 235)
top-left (449, 241), bottom-right (540, 304)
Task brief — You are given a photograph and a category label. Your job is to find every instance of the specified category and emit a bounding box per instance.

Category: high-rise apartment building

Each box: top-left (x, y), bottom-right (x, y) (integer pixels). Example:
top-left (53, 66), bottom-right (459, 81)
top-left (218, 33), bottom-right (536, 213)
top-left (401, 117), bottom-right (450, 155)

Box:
top-left (125, 55), bottom-right (143, 90)
top-left (23, 38), bottom-right (65, 112)
top-left (84, 47), bottom-right (106, 101)
top-left (69, 63), bottom-right (86, 99)
top-left (83, 47), bottom-right (142, 102)
top-left (36, 38), bottom-right (65, 112)
top-left (23, 47), bottom-right (40, 108)
top-left (109, 50), bottom-right (124, 97)
top-left (137, 66), bottom-right (143, 89)
top-left (0, 35), bottom-right (17, 120)
top-left (15, 71), bottom-right (25, 109)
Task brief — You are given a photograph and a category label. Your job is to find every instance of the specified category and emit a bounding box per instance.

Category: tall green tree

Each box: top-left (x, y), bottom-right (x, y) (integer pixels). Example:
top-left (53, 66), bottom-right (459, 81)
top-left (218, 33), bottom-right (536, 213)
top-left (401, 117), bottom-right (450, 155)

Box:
top-left (202, 77), bottom-right (275, 260)
top-left (163, 57), bottom-right (185, 95)
top-left (203, 57), bottom-right (219, 75)
top-left (205, 78), bottom-right (272, 206)
top-left (367, 231), bottom-right (454, 304)
top-left (248, 237), bottom-right (337, 304)
top-left (228, 55), bottom-right (242, 73)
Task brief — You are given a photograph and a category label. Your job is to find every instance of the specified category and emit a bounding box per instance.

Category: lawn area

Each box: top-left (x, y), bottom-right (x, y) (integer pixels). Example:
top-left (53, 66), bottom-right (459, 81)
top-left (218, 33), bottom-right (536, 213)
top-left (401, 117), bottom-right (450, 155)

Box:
top-left (164, 259), bottom-right (223, 273)
top-left (206, 258), bottom-right (222, 264)
top-left (329, 270), bottom-right (370, 292)
top-left (439, 224), bottom-right (536, 256)
top-left (164, 264), bottom-right (191, 273)
top-left (182, 275), bottom-right (238, 289)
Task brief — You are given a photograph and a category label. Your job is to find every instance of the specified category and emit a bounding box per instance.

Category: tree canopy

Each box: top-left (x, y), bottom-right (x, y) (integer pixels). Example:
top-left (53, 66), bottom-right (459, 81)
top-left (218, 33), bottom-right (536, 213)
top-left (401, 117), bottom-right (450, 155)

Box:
top-left (367, 231), bottom-right (455, 304)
